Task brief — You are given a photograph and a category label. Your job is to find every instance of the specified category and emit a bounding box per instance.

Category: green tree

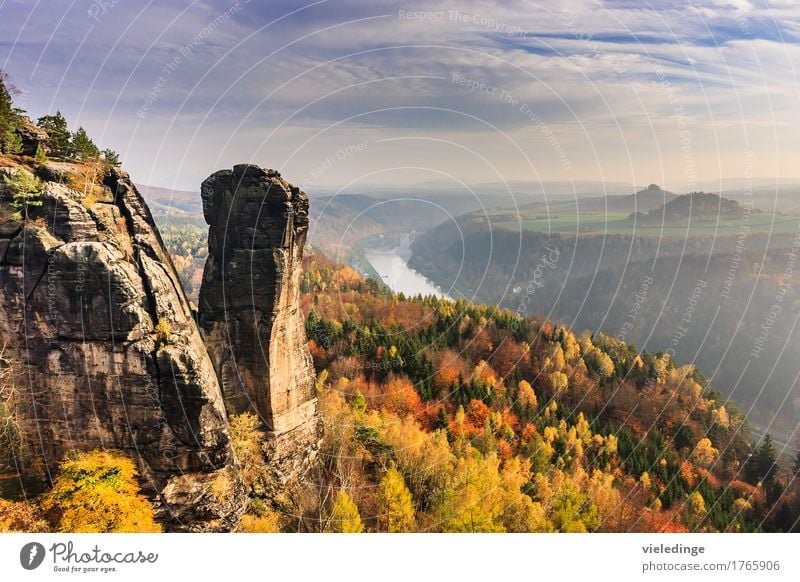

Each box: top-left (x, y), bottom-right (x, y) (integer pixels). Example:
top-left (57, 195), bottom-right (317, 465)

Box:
top-left (549, 480), bottom-right (600, 532)
top-left (376, 465), bottom-right (415, 532)
top-left (330, 490), bottom-right (364, 533)
top-left (745, 434), bottom-right (778, 486)
top-left (71, 127), bottom-right (99, 160)
top-left (0, 70), bottom-right (22, 154)
top-left (36, 111), bottom-right (70, 158)
top-left (4, 170), bottom-right (43, 221)
top-left (101, 148), bottom-right (120, 167)
top-left (41, 450), bottom-right (161, 532)
top-left (34, 145), bottom-right (47, 163)
top-left (350, 390), bottom-right (366, 416)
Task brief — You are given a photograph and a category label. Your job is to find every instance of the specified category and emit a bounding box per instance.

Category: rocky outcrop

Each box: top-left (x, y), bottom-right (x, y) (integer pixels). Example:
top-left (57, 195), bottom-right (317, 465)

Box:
top-left (0, 163), bottom-right (246, 531)
top-left (16, 118), bottom-right (48, 157)
top-left (198, 164), bottom-right (320, 482)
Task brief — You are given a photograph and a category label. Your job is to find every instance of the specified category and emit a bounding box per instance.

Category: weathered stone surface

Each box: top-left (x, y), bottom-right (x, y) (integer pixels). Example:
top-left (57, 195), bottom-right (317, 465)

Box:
top-left (0, 164), bottom-right (246, 531)
top-left (35, 162), bottom-right (71, 184)
top-left (16, 117), bottom-right (48, 157)
top-left (198, 164), bottom-right (320, 482)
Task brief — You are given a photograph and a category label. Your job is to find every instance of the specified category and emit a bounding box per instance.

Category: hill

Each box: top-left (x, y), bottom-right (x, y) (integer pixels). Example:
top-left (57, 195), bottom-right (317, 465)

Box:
top-left (578, 183), bottom-right (677, 213)
top-left (296, 252), bottom-right (800, 532)
top-left (408, 209), bottom-right (800, 435)
top-left (631, 192), bottom-right (754, 225)
top-left (136, 183), bottom-right (203, 215)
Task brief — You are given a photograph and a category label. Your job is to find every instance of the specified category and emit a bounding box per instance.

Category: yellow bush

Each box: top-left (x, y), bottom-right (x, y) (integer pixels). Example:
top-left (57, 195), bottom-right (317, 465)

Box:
top-left (41, 449), bottom-right (161, 533)
top-left (238, 512), bottom-right (282, 533)
top-left (228, 412), bottom-right (267, 490)
top-left (154, 318), bottom-right (172, 344)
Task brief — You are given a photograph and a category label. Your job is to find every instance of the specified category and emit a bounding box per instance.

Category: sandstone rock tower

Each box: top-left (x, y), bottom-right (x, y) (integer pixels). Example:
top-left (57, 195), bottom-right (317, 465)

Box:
top-left (198, 164), bottom-right (319, 479)
top-left (0, 165), bottom-right (245, 531)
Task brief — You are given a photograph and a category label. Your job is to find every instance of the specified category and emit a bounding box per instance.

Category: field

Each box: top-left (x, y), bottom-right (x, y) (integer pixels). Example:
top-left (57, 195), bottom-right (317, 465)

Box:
top-left (489, 208), bottom-right (800, 237)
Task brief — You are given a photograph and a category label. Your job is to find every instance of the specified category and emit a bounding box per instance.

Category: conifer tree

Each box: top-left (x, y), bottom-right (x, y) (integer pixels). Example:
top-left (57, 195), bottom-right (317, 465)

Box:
top-left (71, 127), bottom-right (99, 160)
top-left (746, 434), bottom-right (778, 486)
top-left (0, 70), bottom-right (22, 154)
top-left (376, 465), bottom-right (415, 532)
top-left (36, 111), bottom-right (70, 158)
top-left (330, 490), bottom-right (364, 533)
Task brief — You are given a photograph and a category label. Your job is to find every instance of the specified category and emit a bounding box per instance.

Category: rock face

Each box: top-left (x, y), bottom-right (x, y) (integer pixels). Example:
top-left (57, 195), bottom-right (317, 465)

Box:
top-left (198, 164), bottom-right (320, 481)
top-left (0, 164), bottom-right (245, 531)
top-left (16, 118), bottom-right (48, 157)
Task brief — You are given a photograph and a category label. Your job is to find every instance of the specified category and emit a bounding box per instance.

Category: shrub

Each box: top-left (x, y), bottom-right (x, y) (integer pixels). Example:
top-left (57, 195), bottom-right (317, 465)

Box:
top-left (238, 511), bottom-right (282, 533)
top-left (41, 450), bottom-right (161, 533)
top-left (154, 318), bottom-right (172, 345)
top-left (228, 413), bottom-right (267, 490)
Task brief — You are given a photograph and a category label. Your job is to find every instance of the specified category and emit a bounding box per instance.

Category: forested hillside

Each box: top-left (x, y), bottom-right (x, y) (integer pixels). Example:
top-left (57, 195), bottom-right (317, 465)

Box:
top-left (293, 254), bottom-right (800, 532)
top-left (409, 212), bottom-right (800, 434)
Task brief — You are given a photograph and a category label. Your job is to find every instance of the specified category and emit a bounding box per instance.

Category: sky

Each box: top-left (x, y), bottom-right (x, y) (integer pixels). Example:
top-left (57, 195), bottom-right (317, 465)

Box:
top-left (0, 0), bottom-right (798, 193)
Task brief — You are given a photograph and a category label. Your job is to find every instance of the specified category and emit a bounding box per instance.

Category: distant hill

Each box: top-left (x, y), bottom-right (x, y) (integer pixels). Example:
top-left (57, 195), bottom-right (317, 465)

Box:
top-left (136, 183), bottom-right (202, 215)
top-left (309, 192), bottom-right (519, 259)
top-left (580, 183), bottom-right (677, 213)
top-left (408, 202), bottom-right (800, 433)
top-left (632, 192), bottom-right (754, 224)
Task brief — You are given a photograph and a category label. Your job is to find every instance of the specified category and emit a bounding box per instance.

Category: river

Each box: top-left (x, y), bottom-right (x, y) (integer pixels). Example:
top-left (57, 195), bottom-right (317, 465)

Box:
top-left (363, 248), bottom-right (451, 300)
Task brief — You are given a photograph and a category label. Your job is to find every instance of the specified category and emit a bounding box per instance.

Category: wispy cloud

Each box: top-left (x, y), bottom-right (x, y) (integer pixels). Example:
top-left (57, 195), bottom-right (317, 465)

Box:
top-left (0, 0), bottom-right (797, 191)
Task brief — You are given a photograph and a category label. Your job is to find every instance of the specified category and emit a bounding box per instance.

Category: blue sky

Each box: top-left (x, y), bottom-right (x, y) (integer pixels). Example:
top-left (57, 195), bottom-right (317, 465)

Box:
top-left (1, 0), bottom-right (798, 192)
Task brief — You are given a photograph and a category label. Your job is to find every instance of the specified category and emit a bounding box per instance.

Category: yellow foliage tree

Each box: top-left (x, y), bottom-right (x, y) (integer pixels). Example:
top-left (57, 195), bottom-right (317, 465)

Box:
top-left (376, 465), bottom-right (415, 532)
top-left (229, 412), bottom-right (267, 490)
top-left (550, 371), bottom-right (569, 394)
top-left (548, 478), bottom-right (600, 533)
top-left (238, 511), bottom-right (282, 533)
top-left (330, 490), bottom-right (364, 533)
top-left (686, 491), bottom-right (707, 531)
top-left (517, 380), bottom-right (537, 412)
top-left (42, 450), bottom-right (161, 533)
top-left (711, 406), bottom-right (730, 429)
top-left (433, 447), bottom-right (547, 532)
top-left (692, 438), bottom-right (719, 469)
top-left (549, 345), bottom-right (565, 372)
top-left (435, 449), bottom-right (505, 532)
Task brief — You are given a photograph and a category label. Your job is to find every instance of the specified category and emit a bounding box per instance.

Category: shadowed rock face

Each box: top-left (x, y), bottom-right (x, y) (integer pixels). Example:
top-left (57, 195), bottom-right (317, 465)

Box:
top-left (198, 164), bottom-right (320, 479)
top-left (0, 164), bottom-right (245, 531)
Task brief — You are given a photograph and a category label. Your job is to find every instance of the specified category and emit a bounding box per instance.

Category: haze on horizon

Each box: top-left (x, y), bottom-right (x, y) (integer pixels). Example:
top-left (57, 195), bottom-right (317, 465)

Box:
top-left (1, 0), bottom-right (798, 193)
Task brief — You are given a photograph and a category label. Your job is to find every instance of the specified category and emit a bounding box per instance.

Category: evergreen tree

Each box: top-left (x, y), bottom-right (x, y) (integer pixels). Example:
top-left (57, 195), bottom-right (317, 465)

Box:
top-left (745, 434), bottom-right (778, 486)
top-left (0, 70), bottom-right (22, 154)
top-left (71, 127), bottom-right (99, 160)
top-left (37, 112), bottom-right (71, 158)
top-left (101, 148), bottom-right (120, 167)
top-left (4, 170), bottom-right (43, 221)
